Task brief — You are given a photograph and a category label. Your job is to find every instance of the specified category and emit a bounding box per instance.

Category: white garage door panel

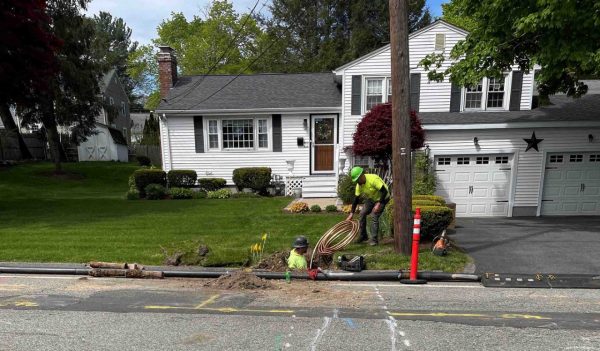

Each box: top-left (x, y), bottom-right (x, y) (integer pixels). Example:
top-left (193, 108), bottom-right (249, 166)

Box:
top-left (541, 152), bottom-right (600, 216)
top-left (434, 154), bottom-right (512, 217)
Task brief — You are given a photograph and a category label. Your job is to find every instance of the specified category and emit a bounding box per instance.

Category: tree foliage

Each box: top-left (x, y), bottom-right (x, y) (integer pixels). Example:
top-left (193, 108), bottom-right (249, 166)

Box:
top-left (140, 113), bottom-right (160, 145)
top-left (352, 103), bottom-right (425, 163)
top-left (436, 0), bottom-right (600, 97)
top-left (259, 0), bottom-right (432, 72)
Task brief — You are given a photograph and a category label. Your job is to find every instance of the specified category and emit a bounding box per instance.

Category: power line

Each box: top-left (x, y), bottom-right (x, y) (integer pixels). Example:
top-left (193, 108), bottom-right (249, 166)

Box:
top-left (165, 0), bottom-right (265, 104)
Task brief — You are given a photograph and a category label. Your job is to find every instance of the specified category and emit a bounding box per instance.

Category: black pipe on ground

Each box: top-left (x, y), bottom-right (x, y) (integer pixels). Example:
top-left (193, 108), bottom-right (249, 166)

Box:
top-left (0, 266), bottom-right (480, 282)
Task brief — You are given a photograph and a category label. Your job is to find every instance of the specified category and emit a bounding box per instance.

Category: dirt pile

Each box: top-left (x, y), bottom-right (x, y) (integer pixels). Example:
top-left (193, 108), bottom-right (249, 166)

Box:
top-left (205, 270), bottom-right (275, 290)
top-left (255, 251), bottom-right (289, 271)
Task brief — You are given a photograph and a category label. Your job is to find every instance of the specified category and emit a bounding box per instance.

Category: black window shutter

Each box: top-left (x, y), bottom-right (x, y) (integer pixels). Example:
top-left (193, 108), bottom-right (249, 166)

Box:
top-left (272, 114), bottom-right (282, 152)
top-left (449, 83), bottom-right (462, 112)
top-left (509, 71), bottom-right (524, 111)
top-left (410, 73), bottom-right (421, 112)
top-left (351, 75), bottom-right (362, 115)
top-left (193, 116), bottom-right (204, 153)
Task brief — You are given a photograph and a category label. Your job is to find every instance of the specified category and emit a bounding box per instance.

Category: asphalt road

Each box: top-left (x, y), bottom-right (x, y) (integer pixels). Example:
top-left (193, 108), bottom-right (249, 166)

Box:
top-left (452, 216), bottom-right (600, 274)
top-left (1, 274), bottom-right (599, 350)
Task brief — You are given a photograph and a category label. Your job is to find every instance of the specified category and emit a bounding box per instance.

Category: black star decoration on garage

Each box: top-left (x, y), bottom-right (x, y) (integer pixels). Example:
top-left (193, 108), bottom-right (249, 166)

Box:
top-left (524, 131), bottom-right (543, 152)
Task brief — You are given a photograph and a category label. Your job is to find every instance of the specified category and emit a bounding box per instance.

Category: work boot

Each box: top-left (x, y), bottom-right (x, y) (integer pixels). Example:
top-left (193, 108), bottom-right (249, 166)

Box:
top-left (356, 236), bottom-right (368, 244)
top-left (368, 240), bottom-right (378, 246)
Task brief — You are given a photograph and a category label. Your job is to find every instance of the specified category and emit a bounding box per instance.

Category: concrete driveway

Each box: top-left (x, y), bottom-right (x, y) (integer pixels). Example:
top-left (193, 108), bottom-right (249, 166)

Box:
top-left (452, 217), bottom-right (600, 274)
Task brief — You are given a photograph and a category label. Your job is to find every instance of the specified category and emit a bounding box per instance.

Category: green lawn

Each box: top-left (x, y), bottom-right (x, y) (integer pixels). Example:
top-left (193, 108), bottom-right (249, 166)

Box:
top-left (0, 162), bottom-right (470, 272)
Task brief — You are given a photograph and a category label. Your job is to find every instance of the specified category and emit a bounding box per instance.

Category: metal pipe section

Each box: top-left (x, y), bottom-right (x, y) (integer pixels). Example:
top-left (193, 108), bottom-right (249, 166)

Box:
top-left (0, 266), bottom-right (481, 282)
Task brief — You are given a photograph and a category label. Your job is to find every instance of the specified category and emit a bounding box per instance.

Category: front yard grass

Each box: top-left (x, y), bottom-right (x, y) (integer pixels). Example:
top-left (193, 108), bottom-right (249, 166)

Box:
top-left (0, 162), bottom-right (470, 272)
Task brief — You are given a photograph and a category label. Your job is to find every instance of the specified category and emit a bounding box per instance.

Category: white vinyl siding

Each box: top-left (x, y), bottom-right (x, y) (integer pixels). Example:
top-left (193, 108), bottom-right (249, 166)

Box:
top-left (161, 114), bottom-right (311, 183)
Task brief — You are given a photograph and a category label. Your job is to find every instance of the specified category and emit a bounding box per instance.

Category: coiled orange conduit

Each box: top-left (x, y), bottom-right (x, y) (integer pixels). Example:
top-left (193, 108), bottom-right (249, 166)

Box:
top-left (309, 220), bottom-right (360, 269)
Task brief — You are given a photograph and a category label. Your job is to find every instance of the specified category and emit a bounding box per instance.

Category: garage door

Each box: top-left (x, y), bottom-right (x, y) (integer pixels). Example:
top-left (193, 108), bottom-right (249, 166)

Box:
top-left (541, 152), bottom-right (600, 216)
top-left (434, 154), bottom-right (512, 217)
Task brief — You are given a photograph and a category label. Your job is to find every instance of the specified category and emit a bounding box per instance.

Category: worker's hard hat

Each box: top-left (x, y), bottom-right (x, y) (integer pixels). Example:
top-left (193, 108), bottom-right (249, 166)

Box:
top-left (292, 236), bottom-right (309, 248)
top-left (350, 166), bottom-right (364, 183)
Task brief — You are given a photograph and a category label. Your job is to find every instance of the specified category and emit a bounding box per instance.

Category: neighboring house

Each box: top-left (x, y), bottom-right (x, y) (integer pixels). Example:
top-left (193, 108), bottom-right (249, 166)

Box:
top-left (156, 20), bottom-right (600, 217)
top-left (78, 69), bottom-right (130, 162)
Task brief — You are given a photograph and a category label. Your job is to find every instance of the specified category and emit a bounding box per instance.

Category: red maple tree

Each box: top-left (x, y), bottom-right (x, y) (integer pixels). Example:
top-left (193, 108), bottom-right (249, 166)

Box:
top-left (351, 103), bottom-right (425, 163)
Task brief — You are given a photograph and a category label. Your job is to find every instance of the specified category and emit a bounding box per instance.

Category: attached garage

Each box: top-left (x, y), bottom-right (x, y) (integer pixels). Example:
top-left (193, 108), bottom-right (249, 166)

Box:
top-left (541, 152), bottom-right (600, 215)
top-left (434, 154), bottom-right (513, 217)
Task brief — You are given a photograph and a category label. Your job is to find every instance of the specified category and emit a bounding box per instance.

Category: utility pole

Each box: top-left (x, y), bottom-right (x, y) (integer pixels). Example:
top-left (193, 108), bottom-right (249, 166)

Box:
top-left (389, 0), bottom-right (412, 255)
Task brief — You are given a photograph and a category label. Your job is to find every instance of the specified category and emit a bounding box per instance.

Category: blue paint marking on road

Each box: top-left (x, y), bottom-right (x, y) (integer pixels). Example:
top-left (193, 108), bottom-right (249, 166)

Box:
top-left (343, 318), bottom-right (357, 329)
top-left (275, 334), bottom-right (282, 351)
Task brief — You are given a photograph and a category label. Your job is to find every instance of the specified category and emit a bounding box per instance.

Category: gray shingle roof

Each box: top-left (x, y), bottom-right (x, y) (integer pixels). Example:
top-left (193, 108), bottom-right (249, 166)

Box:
top-left (420, 94), bottom-right (600, 125)
top-left (158, 73), bottom-right (342, 111)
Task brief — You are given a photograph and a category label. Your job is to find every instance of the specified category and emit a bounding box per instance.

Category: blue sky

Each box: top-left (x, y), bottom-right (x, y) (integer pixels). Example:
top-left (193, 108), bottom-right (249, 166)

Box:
top-left (86, 0), bottom-right (449, 45)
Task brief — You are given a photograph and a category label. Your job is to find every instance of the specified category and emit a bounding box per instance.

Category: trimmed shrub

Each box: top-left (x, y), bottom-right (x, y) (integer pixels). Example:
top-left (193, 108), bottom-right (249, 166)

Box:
top-left (310, 204), bottom-right (322, 213)
top-left (167, 170), bottom-right (197, 188)
top-left (194, 191), bottom-right (207, 199)
top-left (207, 189), bottom-right (231, 199)
top-left (136, 155), bottom-right (151, 166)
top-left (412, 200), bottom-right (444, 207)
top-left (231, 192), bottom-right (261, 198)
top-left (337, 174), bottom-right (356, 205)
top-left (168, 187), bottom-right (194, 200)
top-left (232, 167), bottom-right (272, 194)
top-left (385, 201), bottom-right (452, 239)
top-left (412, 195), bottom-right (446, 205)
top-left (145, 184), bottom-right (167, 200)
top-left (325, 205), bottom-right (338, 213)
top-left (133, 169), bottom-right (167, 197)
top-left (198, 178), bottom-right (227, 192)
top-left (125, 189), bottom-right (140, 200)
top-left (288, 202), bottom-right (309, 213)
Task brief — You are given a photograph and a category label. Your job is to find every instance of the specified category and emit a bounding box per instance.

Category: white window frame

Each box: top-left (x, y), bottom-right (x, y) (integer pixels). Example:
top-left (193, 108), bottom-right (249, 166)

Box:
top-left (364, 76), bottom-right (392, 113)
top-left (204, 117), bottom-right (272, 152)
top-left (434, 33), bottom-right (446, 51)
top-left (462, 74), bottom-right (511, 112)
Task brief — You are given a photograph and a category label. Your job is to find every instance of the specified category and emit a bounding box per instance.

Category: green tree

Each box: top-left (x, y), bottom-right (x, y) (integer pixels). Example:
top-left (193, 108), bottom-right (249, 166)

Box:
top-left (128, 0), bottom-right (264, 110)
top-left (432, 0), bottom-right (600, 97)
top-left (92, 11), bottom-right (138, 103)
top-left (20, 0), bottom-right (103, 171)
top-left (259, 0), bottom-right (432, 72)
top-left (441, 0), bottom-right (477, 32)
top-left (140, 113), bottom-right (160, 145)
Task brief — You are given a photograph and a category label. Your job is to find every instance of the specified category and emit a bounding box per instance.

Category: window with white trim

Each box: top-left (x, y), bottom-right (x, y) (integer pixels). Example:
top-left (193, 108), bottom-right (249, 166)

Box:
top-left (590, 154), bottom-right (600, 162)
top-left (208, 120), bottom-right (219, 149)
top-left (206, 118), bottom-right (270, 151)
top-left (549, 155), bottom-right (563, 163)
top-left (386, 77), bottom-right (392, 102)
top-left (457, 157), bottom-right (470, 165)
top-left (366, 78), bottom-right (384, 111)
top-left (437, 157), bottom-right (450, 166)
top-left (258, 119), bottom-right (268, 148)
top-left (463, 76), bottom-right (508, 111)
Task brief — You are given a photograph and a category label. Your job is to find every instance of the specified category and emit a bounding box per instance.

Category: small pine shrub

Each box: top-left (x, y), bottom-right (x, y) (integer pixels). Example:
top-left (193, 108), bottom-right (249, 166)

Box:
top-left (310, 204), bottom-right (322, 213)
top-left (337, 174), bottom-right (356, 205)
top-left (207, 189), bottom-right (231, 199)
top-left (325, 205), bottom-right (338, 212)
top-left (168, 187), bottom-right (194, 200)
top-left (145, 184), bottom-right (167, 200)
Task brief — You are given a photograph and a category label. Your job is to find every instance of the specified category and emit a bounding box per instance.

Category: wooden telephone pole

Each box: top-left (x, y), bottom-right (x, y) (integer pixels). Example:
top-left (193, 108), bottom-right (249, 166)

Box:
top-left (389, 0), bottom-right (412, 255)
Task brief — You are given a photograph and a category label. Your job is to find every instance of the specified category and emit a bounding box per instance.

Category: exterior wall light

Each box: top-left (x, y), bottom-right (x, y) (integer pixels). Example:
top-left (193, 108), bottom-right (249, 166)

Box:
top-left (589, 134), bottom-right (594, 143)
top-left (473, 137), bottom-right (479, 146)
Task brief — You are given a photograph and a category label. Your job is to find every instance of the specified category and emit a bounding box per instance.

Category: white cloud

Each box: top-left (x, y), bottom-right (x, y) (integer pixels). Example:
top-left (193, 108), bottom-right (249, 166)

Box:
top-left (85, 0), bottom-right (264, 45)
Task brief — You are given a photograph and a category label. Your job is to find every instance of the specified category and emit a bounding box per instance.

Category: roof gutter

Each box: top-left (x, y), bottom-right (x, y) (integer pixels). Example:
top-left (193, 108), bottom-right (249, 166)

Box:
top-left (424, 120), bottom-right (600, 130)
top-left (155, 106), bottom-right (342, 115)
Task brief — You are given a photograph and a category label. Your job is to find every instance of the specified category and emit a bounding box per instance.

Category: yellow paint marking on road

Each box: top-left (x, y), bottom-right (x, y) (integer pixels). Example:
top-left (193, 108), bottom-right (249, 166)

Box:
top-left (500, 313), bottom-right (551, 320)
top-left (143, 305), bottom-right (294, 314)
top-left (0, 284), bottom-right (27, 291)
top-left (388, 312), bottom-right (490, 318)
top-left (195, 294), bottom-right (220, 309)
top-left (0, 300), bottom-right (38, 308)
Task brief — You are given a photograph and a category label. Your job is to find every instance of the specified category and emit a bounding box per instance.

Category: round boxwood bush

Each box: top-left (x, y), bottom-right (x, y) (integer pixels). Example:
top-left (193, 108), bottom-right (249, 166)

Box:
top-left (145, 184), bottom-right (167, 200)
top-left (232, 167), bottom-right (271, 194)
top-left (167, 170), bottom-right (197, 188)
top-left (310, 204), bottom-right (322, 213)
top-left (337, 174), bottom-right (356, 205)
top-left (168, 187), bottom-right (194, 200)
top-left (133, 169), bottom-right (167, 197)
top-left (325, 205), bottom-right (338, 213)
top-left (385, 200), bottom-right (452, 239)
top-left (198, 178), bottom-right (227, 191)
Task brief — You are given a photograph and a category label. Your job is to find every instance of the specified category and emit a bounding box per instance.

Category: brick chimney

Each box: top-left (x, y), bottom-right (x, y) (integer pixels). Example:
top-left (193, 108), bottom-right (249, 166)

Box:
top-left (157, 46), bottom-right (178, 99)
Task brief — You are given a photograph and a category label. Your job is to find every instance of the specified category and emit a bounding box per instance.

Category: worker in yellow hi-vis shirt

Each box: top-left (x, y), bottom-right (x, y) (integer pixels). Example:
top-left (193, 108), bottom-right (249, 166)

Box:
top-left (345, 166), bottom-right (390, 246)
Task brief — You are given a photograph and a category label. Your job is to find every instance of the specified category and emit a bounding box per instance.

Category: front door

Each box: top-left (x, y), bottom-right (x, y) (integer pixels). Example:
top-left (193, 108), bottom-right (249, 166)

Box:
top-left (311, 115), bottom-right (336, 173)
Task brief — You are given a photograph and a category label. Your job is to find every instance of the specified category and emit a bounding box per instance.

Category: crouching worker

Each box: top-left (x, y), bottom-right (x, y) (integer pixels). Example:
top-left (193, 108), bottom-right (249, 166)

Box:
top-left (345, 166), bottom-right (390, 246)
top-left (287, 236), bottom-right (309, 270)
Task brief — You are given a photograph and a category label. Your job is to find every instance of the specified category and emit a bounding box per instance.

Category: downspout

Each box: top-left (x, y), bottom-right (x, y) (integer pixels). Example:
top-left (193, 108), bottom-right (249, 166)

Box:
top-left (160, 113), bottom-right (173, 171)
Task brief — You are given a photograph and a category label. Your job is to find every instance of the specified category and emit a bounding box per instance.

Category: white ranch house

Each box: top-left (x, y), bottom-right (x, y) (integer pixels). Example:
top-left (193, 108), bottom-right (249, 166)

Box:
top-left (155, 20), bottom-right (600, 218)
